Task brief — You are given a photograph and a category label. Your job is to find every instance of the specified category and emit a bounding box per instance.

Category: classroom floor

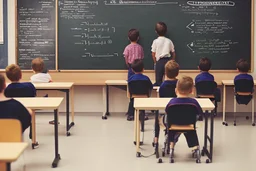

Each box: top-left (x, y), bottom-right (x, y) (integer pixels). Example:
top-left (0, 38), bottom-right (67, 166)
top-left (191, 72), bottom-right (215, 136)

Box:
top-left (12, 113), bottom-right (256, 171)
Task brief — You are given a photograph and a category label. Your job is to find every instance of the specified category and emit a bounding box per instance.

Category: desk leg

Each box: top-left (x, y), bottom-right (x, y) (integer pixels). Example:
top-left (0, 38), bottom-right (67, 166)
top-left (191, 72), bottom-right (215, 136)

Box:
top-left (52, 109), bottom-right (61, 168)
top-left (31, 110), bottom-right (39, 149)
top-left (202, 111), bottom-right (208, 157)
top-left (102, 85), bottom-right (109, 120)
top-left (66, 89), bottom-right (74, 136)
top-left (222, 85), bottom-right (228, 126)
top-left (136, 109), bottom-right (141, 157)
top-left (71, 86), bottom-right (75, 124)
top-left (209, 110), bottom-right (214, 162)
top-left (6, 163), bottom-right (10, 171)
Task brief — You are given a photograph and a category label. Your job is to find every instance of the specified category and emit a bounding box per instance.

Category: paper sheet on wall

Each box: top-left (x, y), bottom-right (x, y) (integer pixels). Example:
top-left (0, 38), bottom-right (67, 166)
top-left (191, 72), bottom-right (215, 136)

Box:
top-left (0, 0), bottom-right (3, 44)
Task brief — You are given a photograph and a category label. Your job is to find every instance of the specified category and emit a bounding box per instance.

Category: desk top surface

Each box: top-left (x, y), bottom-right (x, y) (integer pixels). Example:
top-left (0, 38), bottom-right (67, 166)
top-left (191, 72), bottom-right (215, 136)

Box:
top-left (222, 80), bottom-right (256, 85)
top-left (15, 97), bottom-right (63, 109)
top-left (7, 82), bottom-right (74, 89)
top-left (134, 98), bottom-right (215, 111)
top-left (0, 143), bottom-right (28, 162)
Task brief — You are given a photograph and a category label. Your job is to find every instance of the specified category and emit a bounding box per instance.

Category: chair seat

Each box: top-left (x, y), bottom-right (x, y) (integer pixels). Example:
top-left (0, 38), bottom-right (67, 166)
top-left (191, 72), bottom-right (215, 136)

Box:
top-left (169, 124), bottom-right (194, 130)
top-left (198, 94), bottom-right (215, 98)
top-left (131, 94), bottom-right (149, 98)
top-left (236, 92), bottom-right (252, 96)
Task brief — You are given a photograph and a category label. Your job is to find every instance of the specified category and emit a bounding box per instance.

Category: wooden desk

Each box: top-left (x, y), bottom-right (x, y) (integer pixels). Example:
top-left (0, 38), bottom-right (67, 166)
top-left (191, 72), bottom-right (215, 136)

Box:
top-left (0, 142), bottom-right (28, 171)
top-left (15, 97), bottom-right (63, 168)
top-left (222, 80), bottom-right (256, 126)
top-left (103, 80), bottom-right (157, 119)
top-left (33, 82), bottom-right (75, 136)
top-left (6, 82), bottom-right (75, 136)
top-left (134, 98), bottom-right (215, 163)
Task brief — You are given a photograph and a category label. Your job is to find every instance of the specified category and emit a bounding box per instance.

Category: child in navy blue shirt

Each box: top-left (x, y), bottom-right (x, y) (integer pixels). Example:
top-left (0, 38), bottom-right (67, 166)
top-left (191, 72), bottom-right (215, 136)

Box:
top-left (195, 57), bottom-right (214, 84)
top-left (159, 60), bottom-right (179, 97)
top-left (0, 74), bottom-right (32, 133)
top-left (166, 76), bottom-right (202, 152)
top-left (5, 64), bottom-right (36, 97)
top-left (234, 59), bottom-right (253, 81)
top-left (127, 59), bottom-right (153, 121)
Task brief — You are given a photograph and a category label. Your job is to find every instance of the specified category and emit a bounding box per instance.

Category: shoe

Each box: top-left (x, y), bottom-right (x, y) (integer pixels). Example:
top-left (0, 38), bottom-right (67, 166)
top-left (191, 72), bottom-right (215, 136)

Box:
top-left (49, 120), bottom-right (60, 125)
top-left (127, 115), bottom-right (134, 121)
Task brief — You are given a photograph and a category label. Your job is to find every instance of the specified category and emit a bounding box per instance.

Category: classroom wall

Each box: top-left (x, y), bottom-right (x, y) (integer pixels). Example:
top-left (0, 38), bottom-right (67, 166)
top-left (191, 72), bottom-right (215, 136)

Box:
top-left (6, 0), bottom-right (256, 114)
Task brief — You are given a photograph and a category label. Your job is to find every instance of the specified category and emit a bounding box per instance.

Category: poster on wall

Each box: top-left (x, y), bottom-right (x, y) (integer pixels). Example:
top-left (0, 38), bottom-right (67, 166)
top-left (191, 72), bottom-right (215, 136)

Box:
top-left (0, 0), bottom-right (3, 44)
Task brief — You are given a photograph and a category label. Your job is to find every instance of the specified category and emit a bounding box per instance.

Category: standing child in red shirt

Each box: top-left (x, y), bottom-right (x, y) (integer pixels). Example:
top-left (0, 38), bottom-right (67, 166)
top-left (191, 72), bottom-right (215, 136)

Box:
top-left (123, 29), bottom-right (144, 79)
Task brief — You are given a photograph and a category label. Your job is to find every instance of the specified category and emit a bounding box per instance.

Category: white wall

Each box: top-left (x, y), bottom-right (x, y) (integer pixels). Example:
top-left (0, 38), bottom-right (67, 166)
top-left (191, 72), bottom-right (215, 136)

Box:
top-left (7, 0), bottom-right (256, 113)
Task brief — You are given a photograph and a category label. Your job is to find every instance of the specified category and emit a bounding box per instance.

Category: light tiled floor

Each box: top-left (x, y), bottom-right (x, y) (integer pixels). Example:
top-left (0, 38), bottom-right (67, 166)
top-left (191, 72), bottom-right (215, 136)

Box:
top-left (12, 113), bottom-right (256, 171)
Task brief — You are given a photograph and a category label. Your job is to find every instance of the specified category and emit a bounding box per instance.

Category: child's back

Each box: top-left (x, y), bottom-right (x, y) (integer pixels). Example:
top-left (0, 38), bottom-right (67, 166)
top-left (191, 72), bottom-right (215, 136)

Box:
top-left (195, 57), bottom-right (214, 84)
top-left (30, 57), bottom-right (52, 83)
top-left (234, 59), bottom-right (253, 81)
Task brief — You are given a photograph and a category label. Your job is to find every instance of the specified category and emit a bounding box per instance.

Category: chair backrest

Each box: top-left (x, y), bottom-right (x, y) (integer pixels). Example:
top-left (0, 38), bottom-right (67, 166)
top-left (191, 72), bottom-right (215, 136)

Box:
top-left (128, 80), bottom-right (152, 97)
top-left (234, 79), bottom-right (254, 93)
top-left (0, 119), bottom-right (22, 142)
top-left (195, 81), bottom-right (217, 96)
top-left (159, 83), bottom-right (177, 98)
top-left (5, 87), bottom-right (35, 98)
top-left (166, 104), bottom-right (199, 128)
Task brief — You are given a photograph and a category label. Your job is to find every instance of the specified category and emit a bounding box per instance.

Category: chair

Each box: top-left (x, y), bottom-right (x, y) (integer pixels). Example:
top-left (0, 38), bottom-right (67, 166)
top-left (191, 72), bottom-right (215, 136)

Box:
top-left (163, 104), bottom-right (201, 163)
top-left (0, 119), bottom-right (23, 171)
top-left (196, 81), bottom-right (219, 116)
top-left (234, 79), bottom-right (254, 126)
top-left (128, 80), bottom-right (152, 132)
top-left (158, 84), bottom-right (177, 98)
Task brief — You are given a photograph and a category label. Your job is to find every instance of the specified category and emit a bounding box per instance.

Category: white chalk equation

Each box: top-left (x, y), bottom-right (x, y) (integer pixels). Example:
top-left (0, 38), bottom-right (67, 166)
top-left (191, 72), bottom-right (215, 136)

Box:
top-left (186, 19), bottom-right (232, 34)
top-left (82, 33), bottom-right (111, 39)
top-left (59, 0), bottom-right (99, 6)
top-left (83, 40), bottom-right (113, 46)
top-left (82, 53), bottom-right (119, 57)
top-left (81, 22), bottom-right (108, 26)
top-left (104, 0), bottom-right (178, 5)
top-left (187, 39), bottom-right (238, 54)
top-left (187, 1), bottom-right (235, 7)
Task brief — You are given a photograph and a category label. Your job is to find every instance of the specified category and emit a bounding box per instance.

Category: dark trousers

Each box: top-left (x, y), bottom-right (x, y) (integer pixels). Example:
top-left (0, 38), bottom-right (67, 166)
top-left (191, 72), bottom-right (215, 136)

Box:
top-left (169, 130), bottom-right (199, 148)
top-left (128, 67), bottom-right (135, 80)
top-left (155, 57), bottom-right (170, 86)
top-left (128, 98), bottom-right (145, 117)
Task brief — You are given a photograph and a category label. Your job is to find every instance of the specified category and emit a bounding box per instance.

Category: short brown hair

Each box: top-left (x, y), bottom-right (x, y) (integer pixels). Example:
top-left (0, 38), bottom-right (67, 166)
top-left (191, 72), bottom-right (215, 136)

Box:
top-left (199, 57), bottom-right (211, 71)
top-left (5, 64), bottom-right (22, 82)
top-left (155, 22), bottom-right (167, 36)
top-left (131, 59), bottom-right (144, 73)
top-left (0, 74), bottom-right (5, 93)
top-left (165, 60), bottom-right (179, 79)
top-left (177, 76), bottom-right (194, 95)
top-left (128, 29), bottom-right (139, 42)
top-left (236, 59), bottom-right (250, 72)
top-left (32, 57), bottom-right (44, 73)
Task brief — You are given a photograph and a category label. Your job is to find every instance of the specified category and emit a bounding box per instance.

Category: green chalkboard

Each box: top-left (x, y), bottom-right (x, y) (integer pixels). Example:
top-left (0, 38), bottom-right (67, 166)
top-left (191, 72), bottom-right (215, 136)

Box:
top-left (58, 0), bottom-right (252, 70)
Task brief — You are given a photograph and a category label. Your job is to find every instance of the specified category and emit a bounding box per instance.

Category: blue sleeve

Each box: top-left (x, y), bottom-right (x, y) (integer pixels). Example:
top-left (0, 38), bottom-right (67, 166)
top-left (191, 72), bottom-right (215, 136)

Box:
top-left (15, 101), bottom-right (32, 132)
top-left (195, 75), bottom-right (199, 84)
top-left (194, 100), bottom-right (203, 116)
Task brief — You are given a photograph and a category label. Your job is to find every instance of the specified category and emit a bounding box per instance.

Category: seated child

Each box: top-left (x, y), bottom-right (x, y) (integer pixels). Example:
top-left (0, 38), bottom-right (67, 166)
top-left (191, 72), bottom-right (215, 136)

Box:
top-left (127, 59), bottom-right (153, 121)
top-left (123, 29), bottom-right (144, 79)
top-left (153, 60), bottom-right (179, 149)
top-left (0, 74), bottom-right (32, 133)
top-left (30, 57), bottom-right (52, 83)
top-left (166, 76), bottom-right (203, 155)
top-left (5, 64), bottom-right (36, 97)
top-left (234, 59), bottom-right (253, 81)
top-left (195, 57), bottom-right (221, 102)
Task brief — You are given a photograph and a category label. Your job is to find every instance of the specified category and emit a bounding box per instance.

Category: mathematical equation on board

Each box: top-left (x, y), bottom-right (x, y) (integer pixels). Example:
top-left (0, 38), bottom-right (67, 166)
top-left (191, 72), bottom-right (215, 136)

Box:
top-left (18, 0), bottom-right (55, 68)
top-left (82, 53), bottom-right (119, 58)
top-left (187, 39), bottom-right (238, 54)
top-left (186, 19), bottom-right (232, 34)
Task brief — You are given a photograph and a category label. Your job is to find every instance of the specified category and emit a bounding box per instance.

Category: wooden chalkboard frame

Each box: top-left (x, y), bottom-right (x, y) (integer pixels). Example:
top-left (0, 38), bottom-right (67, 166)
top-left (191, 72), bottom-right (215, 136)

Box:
top-left (15, 0), bottom-right (254, 73)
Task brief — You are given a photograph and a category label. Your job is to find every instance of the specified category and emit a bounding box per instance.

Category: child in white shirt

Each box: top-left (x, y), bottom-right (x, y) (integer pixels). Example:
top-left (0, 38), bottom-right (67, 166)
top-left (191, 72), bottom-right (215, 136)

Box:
top-left (30, 57), bottom-right (52, 83)
top-left (151, 22), bottom-right (176, 86)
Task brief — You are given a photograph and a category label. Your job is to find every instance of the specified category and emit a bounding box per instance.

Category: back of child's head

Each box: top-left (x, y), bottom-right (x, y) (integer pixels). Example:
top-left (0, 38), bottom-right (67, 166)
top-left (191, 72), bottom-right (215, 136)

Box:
top-left (32, 57), bottom-right (44, 73)
top-left (0, 74), bottom-right (5, 93)
top-left (131, 59), bottom-right (144, 73)
top-left (128, 29), bottom-right (139, 42)
top-left (176, 76), bottom-right (193, 95)
top-left (199, 57), bottom-right (211, 71)
top-left (165, 60), bottom-right (179, 79)
top-left (5, 64), bottom-right (22, 82)
top-left (236, 59), bottom-right (250, 73)
top-left (155, 22), bottom-right (167, 36)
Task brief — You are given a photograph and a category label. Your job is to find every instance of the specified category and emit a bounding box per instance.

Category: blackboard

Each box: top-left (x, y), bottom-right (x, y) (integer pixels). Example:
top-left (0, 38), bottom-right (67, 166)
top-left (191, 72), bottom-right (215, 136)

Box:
top-left (0, 0), bottom-right (8, 69)
top-left (17, 0), bottom-right (56, 70)
top-left (58, 0), bottom-right (253, 70)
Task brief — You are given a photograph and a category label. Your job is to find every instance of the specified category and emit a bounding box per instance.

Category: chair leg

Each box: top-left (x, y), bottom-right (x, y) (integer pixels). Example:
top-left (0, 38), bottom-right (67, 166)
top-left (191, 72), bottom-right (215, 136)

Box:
top-left (214, 100), bottom-right (217, 116)
top-left (234, 96), bottom-right (237, 126)
top-left (252, 98), bottom-right (255, 126)
top-left (139, 111), bottom-right (145, 132)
